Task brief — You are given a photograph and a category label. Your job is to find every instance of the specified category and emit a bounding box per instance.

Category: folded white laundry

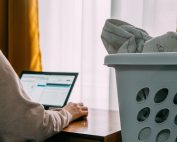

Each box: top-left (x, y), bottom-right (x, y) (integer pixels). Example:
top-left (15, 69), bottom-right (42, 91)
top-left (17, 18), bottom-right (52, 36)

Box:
top-left (102, 19), bottom-right (177, 54)
top-left (143, 32), bottom-right (177, 52)
top-left (101, 19), bottom-right (151, 54)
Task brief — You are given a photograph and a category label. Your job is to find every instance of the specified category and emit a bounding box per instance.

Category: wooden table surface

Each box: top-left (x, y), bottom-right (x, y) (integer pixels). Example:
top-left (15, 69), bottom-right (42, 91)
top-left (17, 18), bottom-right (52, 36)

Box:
top-left (46, 108), bottom-right (122, 142)
top-left (64, 108), bottom-right (121, 135)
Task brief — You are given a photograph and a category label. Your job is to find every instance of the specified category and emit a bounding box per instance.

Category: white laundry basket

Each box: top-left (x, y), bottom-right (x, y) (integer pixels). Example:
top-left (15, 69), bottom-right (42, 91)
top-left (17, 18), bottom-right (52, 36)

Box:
top-left (104, 53), bottom-right (177, 142)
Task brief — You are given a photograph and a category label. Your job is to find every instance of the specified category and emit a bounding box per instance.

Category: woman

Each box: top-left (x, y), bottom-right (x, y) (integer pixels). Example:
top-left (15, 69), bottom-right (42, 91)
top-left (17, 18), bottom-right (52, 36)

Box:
top-left (0, 50), bottom-right (88, 142)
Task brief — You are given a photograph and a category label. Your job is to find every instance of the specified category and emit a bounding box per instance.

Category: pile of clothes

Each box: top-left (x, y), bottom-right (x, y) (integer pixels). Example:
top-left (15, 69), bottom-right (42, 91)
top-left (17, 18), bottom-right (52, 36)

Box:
top-left (101, 19), bottom-right (177, 54)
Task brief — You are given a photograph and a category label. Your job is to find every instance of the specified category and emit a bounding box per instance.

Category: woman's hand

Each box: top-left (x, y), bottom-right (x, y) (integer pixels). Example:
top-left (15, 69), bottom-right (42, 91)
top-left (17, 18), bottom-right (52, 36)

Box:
top-left (63, 102), bottom-right (88, 121)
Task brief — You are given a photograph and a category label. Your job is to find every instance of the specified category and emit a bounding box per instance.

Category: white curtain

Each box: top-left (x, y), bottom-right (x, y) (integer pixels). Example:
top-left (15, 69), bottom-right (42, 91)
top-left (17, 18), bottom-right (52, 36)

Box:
top-left (38, 0), bottom-right (177, 110)
top-left (38, 0), bottom-right (117, 110)
top-left (111, 0), bottom-right (177, 36)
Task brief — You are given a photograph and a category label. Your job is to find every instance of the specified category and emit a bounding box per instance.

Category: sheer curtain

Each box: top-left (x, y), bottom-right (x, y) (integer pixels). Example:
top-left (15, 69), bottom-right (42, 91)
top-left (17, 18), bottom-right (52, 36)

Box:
top-left (38, 0), bottom-right (177, 110)
top-left (111, 0), bottom-right (177, 36)
top-left (38, 0), bottom-right (116, 110)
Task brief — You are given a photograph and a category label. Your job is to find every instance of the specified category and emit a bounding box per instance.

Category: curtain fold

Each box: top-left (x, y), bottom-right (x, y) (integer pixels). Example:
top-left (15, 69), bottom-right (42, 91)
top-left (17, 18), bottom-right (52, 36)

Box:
top-left (0, 0), bottom-right (8, 56)
top-left (0, 0), bottom-right (42, 75)
top-left (111, 0), bottom-right (177, 36)
top-left (38, 0), bottom-right (176, 110)
top-left (38, 0), bottom-right (112, 110)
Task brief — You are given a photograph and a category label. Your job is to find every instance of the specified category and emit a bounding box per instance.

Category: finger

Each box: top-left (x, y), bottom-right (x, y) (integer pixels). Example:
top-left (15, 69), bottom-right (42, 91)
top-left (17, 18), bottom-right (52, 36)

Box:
top-left (80, 106), bottom-right (88, 111)
top-left (78, 102), bottom-right (84, 106)
top-left (81, 110), bottom-right (88, 116)
top-left (70, 103), bottom-right (77, 107)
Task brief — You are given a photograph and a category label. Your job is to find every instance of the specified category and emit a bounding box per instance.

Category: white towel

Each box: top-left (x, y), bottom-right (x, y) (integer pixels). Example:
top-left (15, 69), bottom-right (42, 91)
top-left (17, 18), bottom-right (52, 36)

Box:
top-left (101, 19), bottom-right (177, 54)
top-left (143, 32), bottom-right (177, 52)
top-left (101, 19), bottom-right (151, 54)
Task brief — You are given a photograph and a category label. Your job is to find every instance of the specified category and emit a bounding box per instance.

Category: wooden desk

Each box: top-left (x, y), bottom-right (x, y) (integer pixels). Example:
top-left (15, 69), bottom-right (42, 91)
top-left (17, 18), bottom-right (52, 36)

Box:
top-left (45, 109), bottom-right (122, 142)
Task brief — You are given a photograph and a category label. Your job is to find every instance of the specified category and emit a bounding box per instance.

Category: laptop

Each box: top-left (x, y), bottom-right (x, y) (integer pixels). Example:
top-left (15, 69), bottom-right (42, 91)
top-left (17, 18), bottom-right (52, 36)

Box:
top-left (20, 71), bottom-right (78, 109)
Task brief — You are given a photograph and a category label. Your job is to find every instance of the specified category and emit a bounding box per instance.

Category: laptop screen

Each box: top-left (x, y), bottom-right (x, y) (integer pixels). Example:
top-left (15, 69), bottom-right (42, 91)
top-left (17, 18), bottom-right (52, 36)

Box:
top-left (20, 71), bottom-right (78, 108)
